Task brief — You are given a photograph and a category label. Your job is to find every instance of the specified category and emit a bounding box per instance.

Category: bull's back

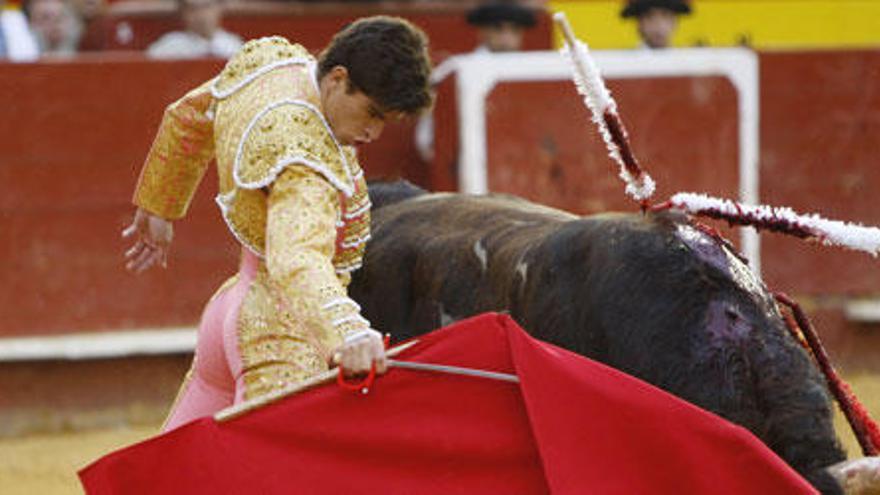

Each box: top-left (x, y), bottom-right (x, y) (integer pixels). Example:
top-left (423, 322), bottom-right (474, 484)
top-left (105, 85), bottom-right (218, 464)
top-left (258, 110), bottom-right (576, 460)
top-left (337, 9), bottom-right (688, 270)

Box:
top-left (356, 192), bottom-right (665, 342)
top-left (356, 193), bottom-right (576, 337)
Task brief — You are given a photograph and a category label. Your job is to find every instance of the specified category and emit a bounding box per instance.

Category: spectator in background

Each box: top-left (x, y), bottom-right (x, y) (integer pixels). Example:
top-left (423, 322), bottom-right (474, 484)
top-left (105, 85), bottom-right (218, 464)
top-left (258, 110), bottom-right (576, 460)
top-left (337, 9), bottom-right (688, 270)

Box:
top-left (466, 0), bottom-right (536, 53)
top-left (0, 0), bottom-right (39, 61)
top-left (147, 0), bottom-right (242, 59)
top-left (70, 0), bottom-right (105, 51)
top-left (26, 0), bottom-right (81, 57)
top-left (621, 0), bottom-right (691, 49)
top-left (415, 0), bottom-right (537, 162)
top-left (70, 0), bottom-right (102, 20)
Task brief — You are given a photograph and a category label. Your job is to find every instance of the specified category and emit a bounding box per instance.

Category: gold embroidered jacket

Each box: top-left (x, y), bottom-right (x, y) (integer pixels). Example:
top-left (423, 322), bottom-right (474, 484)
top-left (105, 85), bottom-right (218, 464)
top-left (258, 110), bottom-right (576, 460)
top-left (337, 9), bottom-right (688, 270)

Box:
top-left (133, 37), bottom-right (372, 399)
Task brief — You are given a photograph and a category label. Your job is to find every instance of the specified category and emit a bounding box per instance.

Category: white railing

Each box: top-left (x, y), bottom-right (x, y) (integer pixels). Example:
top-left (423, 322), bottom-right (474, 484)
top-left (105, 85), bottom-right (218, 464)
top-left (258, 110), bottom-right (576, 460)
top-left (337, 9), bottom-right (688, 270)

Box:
top-left (0, 327), bottom-right (196, 361)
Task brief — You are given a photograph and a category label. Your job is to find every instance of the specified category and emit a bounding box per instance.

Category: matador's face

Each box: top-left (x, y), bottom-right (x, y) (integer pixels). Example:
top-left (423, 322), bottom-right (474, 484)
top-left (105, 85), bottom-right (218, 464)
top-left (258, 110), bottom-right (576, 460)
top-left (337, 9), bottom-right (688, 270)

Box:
top-left (319, 66), bottom-right (393, 147)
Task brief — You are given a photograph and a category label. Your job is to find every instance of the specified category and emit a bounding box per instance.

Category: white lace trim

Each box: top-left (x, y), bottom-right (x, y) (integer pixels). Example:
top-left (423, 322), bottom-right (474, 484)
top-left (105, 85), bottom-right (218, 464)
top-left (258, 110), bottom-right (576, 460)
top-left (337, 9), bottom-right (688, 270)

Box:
top-left (335, 262), bottom-right (363, 274)
top-left (341, 233), bottom-right (371, 249)
top-left (245, 154), bottom-right (354, 198)
top-left (308, 61), bottom-right (321, 94)
top-left (336, 316), bottom-right (372, 331)
top-left (203, 77), bottom-right (219, 120)
top-left (211, 55), bottom-right (312, 100)
top-left (344, 201), bottom-right (371, 219)
top-left (215, 191), bottom-right (266, 258)
top-left (233, 99), bottom-right (355, 197)
top-left (216, 190), bottom-right (368, 268)
top-left (321, 297), bottom-right (361, 312)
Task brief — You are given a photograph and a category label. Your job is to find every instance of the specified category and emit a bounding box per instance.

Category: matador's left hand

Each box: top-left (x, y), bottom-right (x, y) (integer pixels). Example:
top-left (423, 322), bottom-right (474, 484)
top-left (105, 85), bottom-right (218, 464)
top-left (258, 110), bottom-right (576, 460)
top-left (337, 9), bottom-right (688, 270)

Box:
top-left (122, 207), bottom-right (174, 274)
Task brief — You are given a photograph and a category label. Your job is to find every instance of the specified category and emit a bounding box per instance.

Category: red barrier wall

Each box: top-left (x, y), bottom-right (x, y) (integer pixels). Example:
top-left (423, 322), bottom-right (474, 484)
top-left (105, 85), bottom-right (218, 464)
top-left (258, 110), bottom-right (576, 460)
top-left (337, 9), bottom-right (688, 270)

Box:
top-left (483, 77), bottom-right (740, 214)
top-left (1, 49), bottom-right (878, 358)
top-left (0, 58), bottom-right (233, 337)
top-left (759, 51), bottom-right (880, 296)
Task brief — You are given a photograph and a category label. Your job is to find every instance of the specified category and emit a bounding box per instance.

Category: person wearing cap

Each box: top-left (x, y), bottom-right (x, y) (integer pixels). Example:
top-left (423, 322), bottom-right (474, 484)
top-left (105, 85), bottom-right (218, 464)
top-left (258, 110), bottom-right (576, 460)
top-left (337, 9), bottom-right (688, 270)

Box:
top-left (466, 0), bottom-right (536, 53)
top-left (621, 0), bottom-right (691, 49)
top-left (415, 1), bottom-right (536, 162)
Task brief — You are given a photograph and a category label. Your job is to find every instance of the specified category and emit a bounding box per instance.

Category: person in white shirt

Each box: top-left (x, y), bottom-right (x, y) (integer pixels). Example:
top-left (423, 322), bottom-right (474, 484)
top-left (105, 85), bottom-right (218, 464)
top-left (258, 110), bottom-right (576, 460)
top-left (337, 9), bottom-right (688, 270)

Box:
top-left (0, 1), bottom-right (39, 61)
top-left (147, 0), bottom-right (242, 60)
top-left (26, 0), bottom-right (82, 57)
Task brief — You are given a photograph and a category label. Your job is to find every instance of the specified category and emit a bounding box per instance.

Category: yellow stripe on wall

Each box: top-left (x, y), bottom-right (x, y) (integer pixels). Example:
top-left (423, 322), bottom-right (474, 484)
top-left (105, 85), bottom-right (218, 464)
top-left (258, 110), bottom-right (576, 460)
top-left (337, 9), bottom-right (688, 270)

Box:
top-left (549, 1), bottom-right (880, 49)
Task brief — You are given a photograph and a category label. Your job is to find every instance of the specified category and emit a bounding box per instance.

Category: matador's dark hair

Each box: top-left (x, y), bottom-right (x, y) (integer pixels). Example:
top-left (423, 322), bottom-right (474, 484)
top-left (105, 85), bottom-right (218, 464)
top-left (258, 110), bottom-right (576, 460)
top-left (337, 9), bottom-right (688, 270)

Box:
top-left (318, 16), bottom-right (433, 116)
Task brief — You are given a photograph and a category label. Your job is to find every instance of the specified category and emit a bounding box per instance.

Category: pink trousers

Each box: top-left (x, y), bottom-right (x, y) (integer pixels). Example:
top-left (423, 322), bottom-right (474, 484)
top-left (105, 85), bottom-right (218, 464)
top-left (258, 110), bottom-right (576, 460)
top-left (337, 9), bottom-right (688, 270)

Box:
top-left (162, 249), bottom-right (259, 432)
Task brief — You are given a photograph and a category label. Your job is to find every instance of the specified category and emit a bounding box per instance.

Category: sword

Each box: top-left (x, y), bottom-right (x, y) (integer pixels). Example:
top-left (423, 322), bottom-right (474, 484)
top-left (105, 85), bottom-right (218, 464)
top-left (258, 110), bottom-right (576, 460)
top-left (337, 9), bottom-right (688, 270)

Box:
top-left (216, 340), bottom-right (519, 422)
top-left (388, 359), bottom-right (519, 383)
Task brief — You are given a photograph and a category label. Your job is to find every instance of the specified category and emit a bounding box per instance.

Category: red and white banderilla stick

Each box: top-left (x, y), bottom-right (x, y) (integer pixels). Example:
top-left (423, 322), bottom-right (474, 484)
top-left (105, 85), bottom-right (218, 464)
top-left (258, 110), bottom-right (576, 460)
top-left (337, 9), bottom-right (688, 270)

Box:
top-left (553, 12), bottom-right (655, 205)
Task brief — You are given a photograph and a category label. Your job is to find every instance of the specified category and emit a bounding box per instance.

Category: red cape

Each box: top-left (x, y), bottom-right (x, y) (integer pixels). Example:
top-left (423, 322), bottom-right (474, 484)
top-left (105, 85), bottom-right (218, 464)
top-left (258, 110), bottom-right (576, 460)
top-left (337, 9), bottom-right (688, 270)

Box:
top-left (80, 313), bottom-right (816, 494)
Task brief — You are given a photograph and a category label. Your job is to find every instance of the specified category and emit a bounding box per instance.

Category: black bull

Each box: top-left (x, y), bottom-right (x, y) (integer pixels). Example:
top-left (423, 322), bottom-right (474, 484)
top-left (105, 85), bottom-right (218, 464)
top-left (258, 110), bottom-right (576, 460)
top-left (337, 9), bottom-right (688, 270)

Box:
top-left (349, 182), bottom-right (846, 494)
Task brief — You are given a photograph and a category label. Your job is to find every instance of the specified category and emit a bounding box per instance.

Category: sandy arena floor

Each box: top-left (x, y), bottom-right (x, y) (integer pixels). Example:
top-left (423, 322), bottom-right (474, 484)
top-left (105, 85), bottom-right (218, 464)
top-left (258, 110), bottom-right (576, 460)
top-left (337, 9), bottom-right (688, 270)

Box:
top-left (1, 374), bottom-right (878, 495)
top-left (0, 424), bottom-right (158, 495)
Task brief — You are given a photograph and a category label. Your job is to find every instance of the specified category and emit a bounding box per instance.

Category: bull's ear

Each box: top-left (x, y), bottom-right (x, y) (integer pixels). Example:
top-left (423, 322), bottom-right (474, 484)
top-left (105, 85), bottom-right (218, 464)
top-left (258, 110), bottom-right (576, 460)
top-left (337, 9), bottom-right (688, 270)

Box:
top-left (367, 180), bottom-right (428, 210)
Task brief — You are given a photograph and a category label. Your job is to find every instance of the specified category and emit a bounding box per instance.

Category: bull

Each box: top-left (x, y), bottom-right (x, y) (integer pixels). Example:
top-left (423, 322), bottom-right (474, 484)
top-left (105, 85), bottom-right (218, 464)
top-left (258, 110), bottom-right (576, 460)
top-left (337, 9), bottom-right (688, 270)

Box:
top-left (349, 181), bottom-right (848, 494)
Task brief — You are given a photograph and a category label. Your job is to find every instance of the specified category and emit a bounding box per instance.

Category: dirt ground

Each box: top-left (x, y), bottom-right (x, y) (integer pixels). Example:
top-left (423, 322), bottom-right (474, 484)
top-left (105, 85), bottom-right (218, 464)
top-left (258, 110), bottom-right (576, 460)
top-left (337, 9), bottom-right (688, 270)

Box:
top-left (0, 424), bottom-right (158, 495)
top-left (1, 374), bottom-right (878, 495)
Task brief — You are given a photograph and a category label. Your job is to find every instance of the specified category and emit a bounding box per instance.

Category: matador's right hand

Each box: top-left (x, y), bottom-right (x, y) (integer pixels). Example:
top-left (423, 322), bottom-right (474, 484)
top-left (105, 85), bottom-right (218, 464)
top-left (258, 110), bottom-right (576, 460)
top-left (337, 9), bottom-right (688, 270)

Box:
top-left (122, 207), bottom-right (174, 274)
top-left (332, 329), bottom-right (388, 377)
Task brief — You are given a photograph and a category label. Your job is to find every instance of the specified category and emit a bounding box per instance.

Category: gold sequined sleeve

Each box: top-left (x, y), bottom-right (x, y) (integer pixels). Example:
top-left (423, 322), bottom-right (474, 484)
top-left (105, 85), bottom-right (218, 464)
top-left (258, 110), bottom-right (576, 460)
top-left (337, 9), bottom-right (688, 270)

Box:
top-left (132, 79), bottom-right (216, 220)
top-left (238, 166), bottom-right (370, 397)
